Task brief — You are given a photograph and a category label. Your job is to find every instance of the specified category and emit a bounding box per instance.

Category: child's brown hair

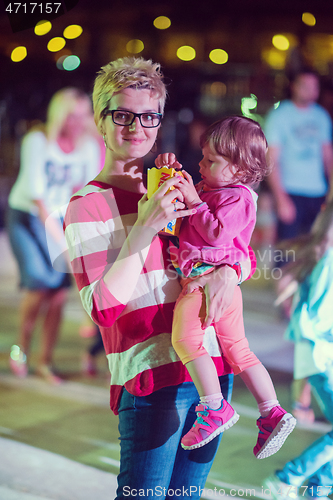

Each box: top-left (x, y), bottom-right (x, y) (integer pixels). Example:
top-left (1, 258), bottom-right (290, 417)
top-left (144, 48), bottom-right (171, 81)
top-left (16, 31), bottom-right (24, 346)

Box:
top-left (200, 116), bottom-right (270, 185)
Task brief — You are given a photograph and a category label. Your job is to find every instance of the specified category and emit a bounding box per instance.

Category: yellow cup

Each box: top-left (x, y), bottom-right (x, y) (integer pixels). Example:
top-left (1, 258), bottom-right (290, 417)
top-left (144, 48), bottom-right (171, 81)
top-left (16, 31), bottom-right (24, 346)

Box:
top-left (147, 166), bottom-right (183, 236)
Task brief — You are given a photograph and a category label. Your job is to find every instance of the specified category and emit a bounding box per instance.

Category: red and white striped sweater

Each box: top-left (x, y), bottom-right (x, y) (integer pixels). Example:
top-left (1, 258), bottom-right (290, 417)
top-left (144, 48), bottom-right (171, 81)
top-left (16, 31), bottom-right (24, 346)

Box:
top-left (64, 181), bottom-right (231, 414)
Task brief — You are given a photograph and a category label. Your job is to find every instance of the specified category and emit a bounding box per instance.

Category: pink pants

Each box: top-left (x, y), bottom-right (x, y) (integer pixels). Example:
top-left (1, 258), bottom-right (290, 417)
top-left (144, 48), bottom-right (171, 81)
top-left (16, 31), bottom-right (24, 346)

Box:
top-left (172, 278), bottom-right (260, 375)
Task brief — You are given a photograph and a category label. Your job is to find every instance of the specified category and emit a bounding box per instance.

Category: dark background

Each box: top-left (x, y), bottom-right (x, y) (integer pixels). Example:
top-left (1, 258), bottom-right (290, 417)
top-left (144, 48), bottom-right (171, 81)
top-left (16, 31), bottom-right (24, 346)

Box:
top-left (1, 0), bottom-right (333, 180)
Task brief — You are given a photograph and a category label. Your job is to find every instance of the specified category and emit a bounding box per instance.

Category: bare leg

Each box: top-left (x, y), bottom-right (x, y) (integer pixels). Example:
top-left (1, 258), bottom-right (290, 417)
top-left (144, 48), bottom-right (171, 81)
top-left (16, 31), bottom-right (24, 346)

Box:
top-left (39, 288), bottom-right (67, 366)
top-left (18, 289), bottom-right (46, 355)
top-left (185, 354), bottom-right (222, 397)
top-left (240, 363), bottom-right (277, 404)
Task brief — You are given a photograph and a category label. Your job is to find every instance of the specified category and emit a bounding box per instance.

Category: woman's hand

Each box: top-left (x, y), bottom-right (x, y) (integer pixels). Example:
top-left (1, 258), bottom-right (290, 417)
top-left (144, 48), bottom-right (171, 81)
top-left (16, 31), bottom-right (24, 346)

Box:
top-left (185, 265), bottom-right (239, 328)
top-left (137, 176), bottom-right (196, 235)
top-left (176, 170), bottom-right (202, 209)
top-left (155, 152), bottom-right (182, 170)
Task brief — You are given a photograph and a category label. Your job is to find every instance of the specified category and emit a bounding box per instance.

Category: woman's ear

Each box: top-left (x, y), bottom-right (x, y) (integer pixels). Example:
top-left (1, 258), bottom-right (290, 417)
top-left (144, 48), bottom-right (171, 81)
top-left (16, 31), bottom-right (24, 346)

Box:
top-left (97, 117), bottom-right (105, 136)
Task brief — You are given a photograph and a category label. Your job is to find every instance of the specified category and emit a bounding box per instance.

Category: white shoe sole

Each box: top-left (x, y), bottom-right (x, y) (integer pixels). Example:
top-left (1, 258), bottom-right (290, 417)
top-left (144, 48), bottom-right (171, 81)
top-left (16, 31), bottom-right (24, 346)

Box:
top-left (255, 413), bottom-right (297, 459)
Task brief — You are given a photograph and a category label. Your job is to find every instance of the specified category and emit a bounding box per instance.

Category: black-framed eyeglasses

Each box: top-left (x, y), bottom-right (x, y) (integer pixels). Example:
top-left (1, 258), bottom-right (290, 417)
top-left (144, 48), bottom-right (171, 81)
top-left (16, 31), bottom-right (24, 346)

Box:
top-left (103, 110), bottom-right (162, 128)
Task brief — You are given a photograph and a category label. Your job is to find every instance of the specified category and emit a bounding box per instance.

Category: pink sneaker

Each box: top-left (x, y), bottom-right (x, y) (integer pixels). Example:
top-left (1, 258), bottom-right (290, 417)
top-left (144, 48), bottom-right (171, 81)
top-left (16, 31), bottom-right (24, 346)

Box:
top-left (9, 345), bottom-right (28, 378)
top-left (181, 400), bottom-right (239, 450)
top-left (254, 406), bottom-right (296, 459)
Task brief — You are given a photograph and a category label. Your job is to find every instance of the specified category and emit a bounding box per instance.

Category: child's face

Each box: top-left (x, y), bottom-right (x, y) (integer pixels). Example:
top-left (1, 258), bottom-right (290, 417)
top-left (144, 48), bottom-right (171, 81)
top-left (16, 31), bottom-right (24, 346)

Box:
top-left (199, 144), bottom-right (237, 188)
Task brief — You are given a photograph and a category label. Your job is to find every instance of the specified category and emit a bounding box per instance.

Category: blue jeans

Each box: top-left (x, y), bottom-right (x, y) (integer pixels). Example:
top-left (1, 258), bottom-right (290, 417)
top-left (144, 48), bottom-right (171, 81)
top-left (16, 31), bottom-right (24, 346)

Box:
top-left (116, 374), bottom-right (233, 499)
top-left (276, 371), bottom-right (333, 497)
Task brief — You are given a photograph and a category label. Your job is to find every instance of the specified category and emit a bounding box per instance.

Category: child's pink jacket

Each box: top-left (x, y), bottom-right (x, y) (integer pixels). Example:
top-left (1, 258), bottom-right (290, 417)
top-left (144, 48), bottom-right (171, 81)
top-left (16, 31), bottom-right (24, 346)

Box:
top-left (175, 183), bottom-right (257, 277)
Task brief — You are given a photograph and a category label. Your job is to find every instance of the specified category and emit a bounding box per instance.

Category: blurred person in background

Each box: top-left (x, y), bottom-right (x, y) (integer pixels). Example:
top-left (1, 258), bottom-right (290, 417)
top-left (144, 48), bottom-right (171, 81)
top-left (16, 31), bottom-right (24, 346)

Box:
top-left (265, 68), bottom-right (333, 244)
top-left (264, 69), bottom-right (333, 421)
top-left (264, 199), bottom-right (333, 500)
top-left (6, 87), bottom-right (101, 384)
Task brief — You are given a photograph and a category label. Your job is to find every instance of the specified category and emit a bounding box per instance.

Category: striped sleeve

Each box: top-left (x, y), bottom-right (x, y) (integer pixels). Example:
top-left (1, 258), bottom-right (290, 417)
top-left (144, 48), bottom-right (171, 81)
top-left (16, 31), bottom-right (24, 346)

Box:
top-left (64, 184), bottom-right (127, 326)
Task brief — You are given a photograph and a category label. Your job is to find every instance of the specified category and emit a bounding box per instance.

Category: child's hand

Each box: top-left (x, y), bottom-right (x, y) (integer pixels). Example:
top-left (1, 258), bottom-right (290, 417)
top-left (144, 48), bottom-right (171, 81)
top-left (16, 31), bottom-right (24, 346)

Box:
top-left (177, 170), bottom-right (203, 209)
top-left (155, 153), bottom-right (182, 170)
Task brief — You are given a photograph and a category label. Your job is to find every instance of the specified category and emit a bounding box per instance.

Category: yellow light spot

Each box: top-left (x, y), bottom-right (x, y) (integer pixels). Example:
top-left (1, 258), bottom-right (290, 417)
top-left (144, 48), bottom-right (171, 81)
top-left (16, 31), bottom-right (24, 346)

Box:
top-left (34, 20), bottom-right (52, 36)
top-left (63, 24), bottom-right (83, 39)
top-left (272, 34), bottom-right (290, 51)
top-left (126, 39), bottom-right (144, 54)
top-left (262, 48), bottom-right (286, 69)
top-left (47, 37), bottom-right (66, 52)
top-left (153, 16), bottom-right (171, 30)
top-left (209, 49), bottom-right (228, 65)
top-left (302, 12), bottom-right (316, 26)
top-left (177, 45), bottom-right (196, 61)
top-left (11, 46), bottom-right (27, 62)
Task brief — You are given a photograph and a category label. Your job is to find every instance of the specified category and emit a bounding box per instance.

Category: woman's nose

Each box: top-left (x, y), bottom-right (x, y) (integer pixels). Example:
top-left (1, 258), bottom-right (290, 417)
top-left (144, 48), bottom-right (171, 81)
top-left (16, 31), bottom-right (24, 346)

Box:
top-left (129, 117), bottom-right (141, 131)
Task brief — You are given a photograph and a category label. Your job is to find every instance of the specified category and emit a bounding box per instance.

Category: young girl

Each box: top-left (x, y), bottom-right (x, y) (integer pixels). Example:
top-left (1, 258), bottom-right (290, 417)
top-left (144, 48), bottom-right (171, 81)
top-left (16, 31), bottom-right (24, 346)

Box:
top-left (264, 199), bottom-right (333, 498)
top-left (156, 116), bottom-right (296, 458)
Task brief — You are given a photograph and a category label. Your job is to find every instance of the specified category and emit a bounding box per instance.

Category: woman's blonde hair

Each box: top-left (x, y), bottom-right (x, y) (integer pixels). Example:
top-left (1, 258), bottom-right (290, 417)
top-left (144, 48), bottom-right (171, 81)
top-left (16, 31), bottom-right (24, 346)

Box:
top-left (92, 57), bottom-right (167, 132)
top-left (280, 200), bottom-right (333, 283)
top-left (45, 87), bottom-right (92, 141)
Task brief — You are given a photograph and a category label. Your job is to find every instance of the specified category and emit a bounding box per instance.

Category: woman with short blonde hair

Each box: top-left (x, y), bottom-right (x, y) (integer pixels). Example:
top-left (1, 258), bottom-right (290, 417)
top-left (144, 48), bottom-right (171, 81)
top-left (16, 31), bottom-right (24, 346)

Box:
top-left (7, 87), bottom-right (100, 383)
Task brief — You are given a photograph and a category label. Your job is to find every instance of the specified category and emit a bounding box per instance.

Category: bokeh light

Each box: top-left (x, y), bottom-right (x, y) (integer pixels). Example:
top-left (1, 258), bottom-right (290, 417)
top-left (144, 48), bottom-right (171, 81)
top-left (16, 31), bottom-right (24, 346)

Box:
top-left (210, 82), bottom-right (227, 96)
top-left (63, 25), bottom-right (83, 39)
top-left (34, 20), bottom-right (52, 36)
top-left (56, 56), bottom-right (66, 70)
top-left (55, 49), bottom-right (72, 68)
top-left (62, 55), bottom-right (80, 71)
top-left (11, 46), bottom-right (27, 62)
top-left (272, 34), bottom-right (290, 51)
top-left (209, 49), bottom-right (228, 64)
top-left (302, 12), bottom-right (316, 26)
top-left (241, 94), bottom-right (257, 116)
top-left (262, 48), bottom-right (286, 69)
top-left (153, 16), bottom-right (171, 30)
top-left (47, 37), bottom-right (66, 52)
top-left (126, 39), bottom-right (144, 54)
top-left (176, 45), bottom-right (196, 61)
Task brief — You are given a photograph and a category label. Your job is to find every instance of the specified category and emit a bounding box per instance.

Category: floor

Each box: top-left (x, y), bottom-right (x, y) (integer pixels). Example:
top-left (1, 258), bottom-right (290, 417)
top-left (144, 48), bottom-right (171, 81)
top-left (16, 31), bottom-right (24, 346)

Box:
top-left (0, 231), bottom-right (330, 500)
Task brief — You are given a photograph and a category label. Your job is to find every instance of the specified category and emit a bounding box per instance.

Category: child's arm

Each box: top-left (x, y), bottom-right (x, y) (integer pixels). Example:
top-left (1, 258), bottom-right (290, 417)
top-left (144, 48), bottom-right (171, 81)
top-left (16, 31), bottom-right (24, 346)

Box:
top-left (155, 154), bottom-right (202, 208)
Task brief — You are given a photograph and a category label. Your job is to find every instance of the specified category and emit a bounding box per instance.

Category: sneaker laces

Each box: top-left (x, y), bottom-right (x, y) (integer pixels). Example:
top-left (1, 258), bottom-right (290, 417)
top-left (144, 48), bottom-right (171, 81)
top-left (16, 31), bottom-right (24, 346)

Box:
top-left (195, 407), bottom-right (210, 427)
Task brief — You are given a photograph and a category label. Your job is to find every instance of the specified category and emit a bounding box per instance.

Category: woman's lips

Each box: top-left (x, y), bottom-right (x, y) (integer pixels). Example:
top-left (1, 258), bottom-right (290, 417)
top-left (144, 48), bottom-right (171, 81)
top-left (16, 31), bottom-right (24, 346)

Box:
top-left (125, 137), bottom-right (144, 144)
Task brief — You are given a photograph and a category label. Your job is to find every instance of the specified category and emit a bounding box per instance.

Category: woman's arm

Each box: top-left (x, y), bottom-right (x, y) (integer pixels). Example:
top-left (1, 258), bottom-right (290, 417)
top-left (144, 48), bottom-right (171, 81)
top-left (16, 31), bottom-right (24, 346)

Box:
top-left (103, 178), bottom-right (195, 304)
top-left (65, 177), bottom-right (195, 325)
